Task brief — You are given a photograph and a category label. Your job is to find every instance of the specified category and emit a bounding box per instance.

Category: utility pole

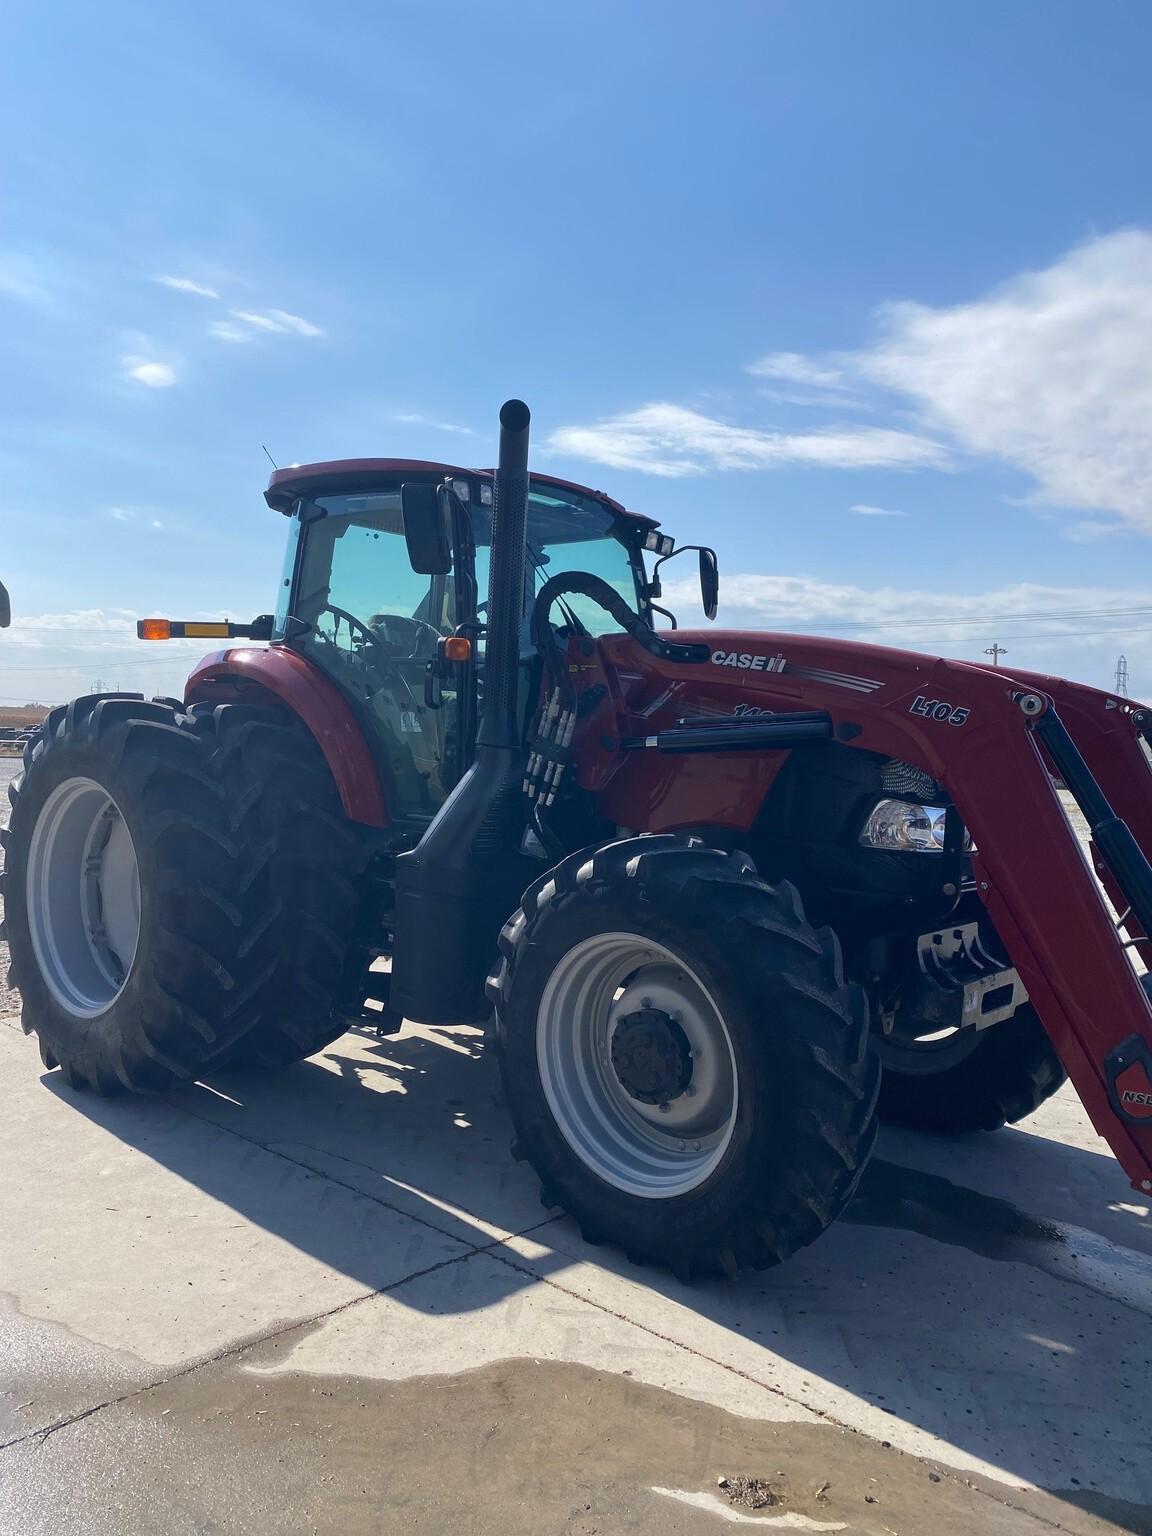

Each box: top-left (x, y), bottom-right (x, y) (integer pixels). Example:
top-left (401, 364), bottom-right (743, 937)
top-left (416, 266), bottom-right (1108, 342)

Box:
top-left (984, 643), bottom-right (1008, 667)
top-left (1115, 655), bottom-right (1130, 698)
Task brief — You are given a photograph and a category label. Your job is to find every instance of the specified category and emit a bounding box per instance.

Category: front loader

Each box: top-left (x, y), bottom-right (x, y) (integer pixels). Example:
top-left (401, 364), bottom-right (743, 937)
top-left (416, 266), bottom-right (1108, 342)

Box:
top-left (4, 399), bottom-right (1152, 1279)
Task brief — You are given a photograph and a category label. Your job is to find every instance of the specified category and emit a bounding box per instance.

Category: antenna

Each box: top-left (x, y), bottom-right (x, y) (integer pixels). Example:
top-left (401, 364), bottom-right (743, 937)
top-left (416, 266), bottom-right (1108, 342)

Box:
top-left (984, 643), bottom-right (1008, 666)
top-left (262, 444), bottom-right (278, 470)
top-left (1115, 654), bottom-right (1130, 698)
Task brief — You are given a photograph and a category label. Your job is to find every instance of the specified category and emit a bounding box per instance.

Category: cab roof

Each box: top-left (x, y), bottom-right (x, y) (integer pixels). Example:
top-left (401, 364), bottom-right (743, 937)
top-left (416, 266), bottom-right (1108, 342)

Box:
top-left (263, 459), bottom-right (659, 534)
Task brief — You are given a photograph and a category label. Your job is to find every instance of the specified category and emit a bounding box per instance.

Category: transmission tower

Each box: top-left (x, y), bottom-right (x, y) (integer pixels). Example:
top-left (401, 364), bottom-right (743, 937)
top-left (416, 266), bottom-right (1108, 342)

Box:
top-left (1115, 654), bottom-right (1130, 698)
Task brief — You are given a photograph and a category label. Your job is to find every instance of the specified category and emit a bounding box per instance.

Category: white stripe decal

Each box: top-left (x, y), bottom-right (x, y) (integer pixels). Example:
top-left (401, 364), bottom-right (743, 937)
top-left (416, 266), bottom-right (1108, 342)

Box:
top-left (786, 665), bottom-right (883, 692)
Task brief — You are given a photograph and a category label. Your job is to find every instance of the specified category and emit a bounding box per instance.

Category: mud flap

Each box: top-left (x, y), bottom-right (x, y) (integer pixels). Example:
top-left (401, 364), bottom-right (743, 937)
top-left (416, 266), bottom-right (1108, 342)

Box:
top-left (1105, 1035), bottom-right (1152, 1123)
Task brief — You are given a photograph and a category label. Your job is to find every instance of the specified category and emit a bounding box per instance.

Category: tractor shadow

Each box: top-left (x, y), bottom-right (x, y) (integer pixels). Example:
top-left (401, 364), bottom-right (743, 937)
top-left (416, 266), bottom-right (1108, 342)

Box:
top-left (47, 1023), bottom-right (1152, 1522)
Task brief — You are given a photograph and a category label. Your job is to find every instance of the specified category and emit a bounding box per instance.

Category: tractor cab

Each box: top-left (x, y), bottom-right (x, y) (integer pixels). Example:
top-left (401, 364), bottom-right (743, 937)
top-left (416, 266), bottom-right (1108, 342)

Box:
top-left (263, 460), bottom-right (658, 821)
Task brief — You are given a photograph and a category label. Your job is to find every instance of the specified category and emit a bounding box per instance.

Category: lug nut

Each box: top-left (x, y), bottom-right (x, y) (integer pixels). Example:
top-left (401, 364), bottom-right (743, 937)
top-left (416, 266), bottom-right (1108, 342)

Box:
top-left (658, 1102), bottom-right (671, 1114)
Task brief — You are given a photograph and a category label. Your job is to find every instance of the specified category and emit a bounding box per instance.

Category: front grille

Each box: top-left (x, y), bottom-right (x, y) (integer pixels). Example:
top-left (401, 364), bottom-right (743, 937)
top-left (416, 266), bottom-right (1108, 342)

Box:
top-left (880, 759), bottom-right (942, 802)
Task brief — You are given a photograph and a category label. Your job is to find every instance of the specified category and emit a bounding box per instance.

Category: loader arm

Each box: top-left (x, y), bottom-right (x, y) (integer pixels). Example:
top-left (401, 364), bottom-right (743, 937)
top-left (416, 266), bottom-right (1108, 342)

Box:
top-left (932, 671), bottom-right (1152, 1196)
top-left (592, 633), bottom-right (1152, 1196)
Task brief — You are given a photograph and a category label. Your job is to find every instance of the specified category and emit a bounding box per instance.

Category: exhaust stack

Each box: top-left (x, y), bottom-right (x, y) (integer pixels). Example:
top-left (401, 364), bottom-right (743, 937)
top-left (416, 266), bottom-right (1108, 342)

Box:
top-left (388, 400), bottom-right (535, 1025)
top-left (479, 399), bottom-right (532, 749)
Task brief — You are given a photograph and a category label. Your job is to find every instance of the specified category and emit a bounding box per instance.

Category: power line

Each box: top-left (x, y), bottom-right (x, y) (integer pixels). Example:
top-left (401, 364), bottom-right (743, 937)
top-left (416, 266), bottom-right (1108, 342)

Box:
top-left (767, 605), bottom-right (1152, 633)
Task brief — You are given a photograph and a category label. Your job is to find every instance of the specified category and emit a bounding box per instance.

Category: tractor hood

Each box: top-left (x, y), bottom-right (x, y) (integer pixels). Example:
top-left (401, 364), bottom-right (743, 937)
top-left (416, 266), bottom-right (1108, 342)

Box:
top-left (652, 627), bottom-right (1125, 711)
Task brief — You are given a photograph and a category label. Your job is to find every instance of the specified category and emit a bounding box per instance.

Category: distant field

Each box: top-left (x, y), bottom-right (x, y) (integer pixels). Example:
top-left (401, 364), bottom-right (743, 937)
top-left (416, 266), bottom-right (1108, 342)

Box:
top-left (0, 707), bottom-right (49, 728)
top-left (0, 706), bottom-right (48, 754)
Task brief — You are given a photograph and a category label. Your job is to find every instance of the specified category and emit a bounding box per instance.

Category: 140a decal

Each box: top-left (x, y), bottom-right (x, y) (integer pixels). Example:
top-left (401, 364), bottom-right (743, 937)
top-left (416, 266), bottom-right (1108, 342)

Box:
top-left (909, 695), bottom-right (970, 727)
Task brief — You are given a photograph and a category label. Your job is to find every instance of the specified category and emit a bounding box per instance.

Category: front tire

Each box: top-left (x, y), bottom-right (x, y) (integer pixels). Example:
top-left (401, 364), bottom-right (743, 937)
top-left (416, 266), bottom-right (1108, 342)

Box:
top-left (489, 837), bottom-right (878, 1278)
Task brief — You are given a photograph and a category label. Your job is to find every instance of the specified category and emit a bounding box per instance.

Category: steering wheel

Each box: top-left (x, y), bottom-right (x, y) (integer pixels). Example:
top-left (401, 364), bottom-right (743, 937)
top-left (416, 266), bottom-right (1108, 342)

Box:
top-left (322, 605), bottom-right (387, 655)
top-left (368, 612), bottom-right (442, 659)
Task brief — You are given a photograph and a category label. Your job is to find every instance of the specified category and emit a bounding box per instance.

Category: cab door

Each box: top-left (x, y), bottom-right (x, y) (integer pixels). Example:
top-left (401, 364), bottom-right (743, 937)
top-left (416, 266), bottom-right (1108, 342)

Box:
top-left (289, 489), bottom-right (469, 824)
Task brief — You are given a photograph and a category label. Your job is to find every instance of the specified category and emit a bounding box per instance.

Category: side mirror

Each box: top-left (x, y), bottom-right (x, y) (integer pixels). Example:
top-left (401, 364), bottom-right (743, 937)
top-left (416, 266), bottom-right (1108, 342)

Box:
top-left (400, 483), bottom-right (452, 575)
top-left (698, 547), bottom-right (719, 621)
top-left (0, 581), bottom-right (10, 628)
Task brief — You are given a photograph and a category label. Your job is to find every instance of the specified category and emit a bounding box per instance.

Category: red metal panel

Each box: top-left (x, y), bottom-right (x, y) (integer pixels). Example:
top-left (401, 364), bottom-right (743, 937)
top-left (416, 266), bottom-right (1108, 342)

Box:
top-left (184, 647), bottom-right (389, 828)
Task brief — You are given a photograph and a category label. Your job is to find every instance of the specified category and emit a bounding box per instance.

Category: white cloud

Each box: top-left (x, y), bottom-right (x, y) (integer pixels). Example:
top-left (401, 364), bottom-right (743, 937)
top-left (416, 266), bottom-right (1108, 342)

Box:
top-left (208, 320), bottom-right (254, 344)
top-left (229, 309), bottom-right (283, 332)
top-left (547, 403), bottom-right (947, 478)
top-left (264, 308), bottom-right (324, 337)
top-left (1, 608), bottom-right (254, 705)
top-left (150, 519), bottom-right (163, 530)
top-left (854, 230), bottom-right (1152, 531)
top-left (393, 411), bottom-right (474, 435)
top-left (229, 307), bottom-right (325, 338)
top-left (121, 356), bottom-right (177, 388)
top-left (850, 503), bottom-right (908, 517)
top-left (109, 507), bottom-right (132, 521)
top-left (154, 275), bottom-right (219, 299)
top-left (746, 350), bottom-right (845, 388)
top-left (1061, 519), bottom-right (1123, 544)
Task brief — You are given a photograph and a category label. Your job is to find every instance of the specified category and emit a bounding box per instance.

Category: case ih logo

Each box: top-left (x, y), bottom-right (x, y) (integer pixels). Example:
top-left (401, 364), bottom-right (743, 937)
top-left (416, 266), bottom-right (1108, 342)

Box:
top-left (710, 651), bottom-right (884, 694)
top-left (711, 651), bottom-right (787, 673)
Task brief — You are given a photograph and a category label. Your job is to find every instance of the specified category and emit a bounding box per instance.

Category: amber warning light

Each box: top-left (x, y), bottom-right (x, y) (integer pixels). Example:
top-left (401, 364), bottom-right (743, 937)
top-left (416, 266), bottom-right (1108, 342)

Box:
top-left (136, 616), bottom-right (275, 642)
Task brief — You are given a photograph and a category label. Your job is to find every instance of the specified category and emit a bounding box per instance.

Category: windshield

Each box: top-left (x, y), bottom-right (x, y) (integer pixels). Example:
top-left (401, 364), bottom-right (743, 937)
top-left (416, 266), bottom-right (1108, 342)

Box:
top-left (474, 480), bottom-right (646, 636)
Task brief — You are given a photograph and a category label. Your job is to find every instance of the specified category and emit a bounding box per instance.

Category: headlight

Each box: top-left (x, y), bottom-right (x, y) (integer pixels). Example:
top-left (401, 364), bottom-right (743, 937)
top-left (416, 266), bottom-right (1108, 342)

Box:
top-left (860, 799), bottom-right (970, 854)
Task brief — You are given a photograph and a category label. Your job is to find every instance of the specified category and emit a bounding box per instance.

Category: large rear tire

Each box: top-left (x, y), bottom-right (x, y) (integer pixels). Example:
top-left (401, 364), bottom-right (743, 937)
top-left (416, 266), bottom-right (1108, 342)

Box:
top-left (184, 702), bottom-right (372, 1068)
top-left (1, 696), bottom-right (280, 1092)
top-left (1, 695), bottom-right (371, 1093)
top-left (488, 837), bottom-right (878, 1279)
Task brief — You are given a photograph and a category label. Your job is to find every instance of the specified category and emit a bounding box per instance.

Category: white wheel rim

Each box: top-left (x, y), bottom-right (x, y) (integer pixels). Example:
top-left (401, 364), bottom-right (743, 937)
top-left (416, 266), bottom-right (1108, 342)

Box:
top-left (26, 777), bottom-right (141, 1017)
top-left (536, 931), bottom-right (738, 1198)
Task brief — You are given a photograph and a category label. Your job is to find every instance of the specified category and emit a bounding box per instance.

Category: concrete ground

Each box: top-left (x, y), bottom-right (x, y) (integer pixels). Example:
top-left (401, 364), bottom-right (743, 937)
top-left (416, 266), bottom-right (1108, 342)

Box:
top-left (2, 761), bottom-right (1151, 1535)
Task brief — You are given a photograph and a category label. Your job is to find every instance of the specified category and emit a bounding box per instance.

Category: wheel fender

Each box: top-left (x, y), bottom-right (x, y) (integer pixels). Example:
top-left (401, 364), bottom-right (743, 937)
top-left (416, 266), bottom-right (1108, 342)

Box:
top-left (185, 647), bottom-right (389, 827)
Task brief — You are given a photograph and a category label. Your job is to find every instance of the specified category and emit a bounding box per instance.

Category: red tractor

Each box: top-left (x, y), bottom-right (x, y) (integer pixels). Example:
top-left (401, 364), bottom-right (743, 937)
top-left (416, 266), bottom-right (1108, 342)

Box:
top-left (4, 401), bottom-right (1152, 1278)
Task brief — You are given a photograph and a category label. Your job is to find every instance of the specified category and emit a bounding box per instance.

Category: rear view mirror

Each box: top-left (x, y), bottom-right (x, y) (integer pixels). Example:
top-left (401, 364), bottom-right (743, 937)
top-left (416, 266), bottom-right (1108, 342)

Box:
top-left (400, 483), bottom-right (452, 575)
top-left (0, 581), bottom-right (10, 628)
top-left (699, 548), bottom-right (719, 621)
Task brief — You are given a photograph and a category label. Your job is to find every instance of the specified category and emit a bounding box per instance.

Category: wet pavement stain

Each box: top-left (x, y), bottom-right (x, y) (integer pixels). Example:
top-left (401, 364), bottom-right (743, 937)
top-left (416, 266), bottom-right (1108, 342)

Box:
top-left (1, 1354), bottom-right (1144, 1536)
top-left (847, 1158), bottom-right (1152, 1318)
top-left (847, 1159), bottom-right (1064, 1261)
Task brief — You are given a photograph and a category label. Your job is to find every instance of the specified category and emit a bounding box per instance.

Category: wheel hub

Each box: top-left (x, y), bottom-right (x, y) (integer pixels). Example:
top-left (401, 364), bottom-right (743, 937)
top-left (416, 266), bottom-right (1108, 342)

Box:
top-left (25, 776), bottom-right (141, 1018)
top-left (536, 931), bottom-right (739, 1199)
top-left (610, 1007), bottom-right (693, 1105)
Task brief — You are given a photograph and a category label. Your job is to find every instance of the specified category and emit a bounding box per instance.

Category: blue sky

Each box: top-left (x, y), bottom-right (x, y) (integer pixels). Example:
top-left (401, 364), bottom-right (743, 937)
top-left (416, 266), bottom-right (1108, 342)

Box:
top-left (3, 0), bottom-right (1152, 702)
